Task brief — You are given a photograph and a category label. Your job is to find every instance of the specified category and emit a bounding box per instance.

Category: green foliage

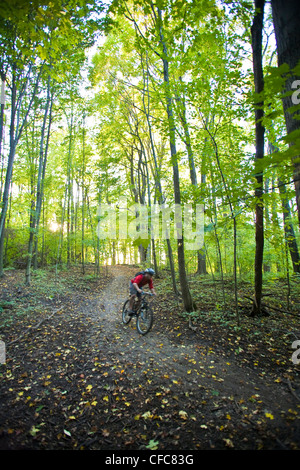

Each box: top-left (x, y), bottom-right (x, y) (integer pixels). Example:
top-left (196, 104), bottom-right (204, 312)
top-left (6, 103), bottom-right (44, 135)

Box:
top-left (0, 0), bottom-right (299, 299)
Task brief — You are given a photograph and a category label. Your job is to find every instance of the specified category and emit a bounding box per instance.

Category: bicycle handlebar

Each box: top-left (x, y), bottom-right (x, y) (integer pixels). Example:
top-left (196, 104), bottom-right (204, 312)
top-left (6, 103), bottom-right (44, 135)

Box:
top-left (140, 291), bottom-right (153, 296)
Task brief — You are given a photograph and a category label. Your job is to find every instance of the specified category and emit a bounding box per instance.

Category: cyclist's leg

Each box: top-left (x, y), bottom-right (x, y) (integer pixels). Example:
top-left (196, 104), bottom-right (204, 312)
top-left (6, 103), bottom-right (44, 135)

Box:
top-left (128, 282), bottom-right (137, 313)
top-left (128, 294), bottom-right (135, 311)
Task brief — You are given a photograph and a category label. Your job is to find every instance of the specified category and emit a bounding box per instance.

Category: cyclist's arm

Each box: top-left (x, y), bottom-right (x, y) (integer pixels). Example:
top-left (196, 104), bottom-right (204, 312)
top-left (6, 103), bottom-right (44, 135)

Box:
top-left (149, 278), bottom-right (155, 294)
top-left (133, 282), bottom-right (142, 293)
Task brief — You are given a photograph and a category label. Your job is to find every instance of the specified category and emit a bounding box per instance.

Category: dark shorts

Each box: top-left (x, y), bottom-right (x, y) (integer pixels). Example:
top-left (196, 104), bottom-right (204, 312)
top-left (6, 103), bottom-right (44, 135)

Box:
top-left (129, 281), bottom-right (141, 296)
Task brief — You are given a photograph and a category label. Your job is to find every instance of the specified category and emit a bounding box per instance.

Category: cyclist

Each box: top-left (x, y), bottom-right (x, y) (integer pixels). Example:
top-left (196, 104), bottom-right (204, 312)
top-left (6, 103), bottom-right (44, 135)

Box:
top-left (128, 268), bottom-right (156, 315)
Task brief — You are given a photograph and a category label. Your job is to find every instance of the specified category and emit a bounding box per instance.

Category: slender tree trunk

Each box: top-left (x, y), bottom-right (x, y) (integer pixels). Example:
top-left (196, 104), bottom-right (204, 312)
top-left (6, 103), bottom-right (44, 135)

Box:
top-left (66, 108), bottom-right (74, 268)
top-left (25, 143), bottom-right (36, 285)
top-left (81, 114), bottom-right (86, 275)
top-left (33, 90), bottom-right (53, 270)
top-left (41, 202), bottom-right (45, 267)
top-left (96, 187), bottom-right (102, 275)
top-left (0, 76), bottom-right (16, 277)
top-left (144, 143), bottom-right (159, 275)
top-left (271, 0), bottom-right (300, 228)
top-left (157, 7), bottom-right (195, 312)
top-left (251, 0), bottom-right (265, 316)
top-left (86, 193), bottom-right (96, 267)
top-left (175, 80), bottom-right (207, 275)
top-left (140, 52), bottom-right (179, 286)
top-left (198, 164), bottom-right (207, 274)
top-left (278, 177), bottom-right (300, 273)
top-left (0, 63), bottom-right (42, 277)
top-left (263, 177), bottom-right (271, 272)
top-left (26, 78), bottom-right (52, 284)
top-left (56, 182), bottom-right (68, 277)
top-left (268, 139), bottom-right (300, 273)
top-left (203, 119), bottom-right (239, 322)
top-left (212, 219), bottom-right (226, 309)
top-left (0, 179), bottom-right (12, 272)
top-left (0, 74), bottom-right (5, 201)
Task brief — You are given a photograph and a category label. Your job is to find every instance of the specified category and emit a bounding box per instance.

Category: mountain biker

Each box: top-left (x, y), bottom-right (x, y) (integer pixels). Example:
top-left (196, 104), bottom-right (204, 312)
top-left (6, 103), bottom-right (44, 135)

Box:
top-left (128, 268), bottom-right (156, 315)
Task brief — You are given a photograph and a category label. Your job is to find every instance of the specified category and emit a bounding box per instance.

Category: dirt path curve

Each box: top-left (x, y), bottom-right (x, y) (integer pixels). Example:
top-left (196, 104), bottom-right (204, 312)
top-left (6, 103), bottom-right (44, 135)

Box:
top-left (92, 266), bottom-right (253, 392)
top-left (1, 265), bottom-right (298, 450)
top-left (80, 265), bottom-right (297, 450)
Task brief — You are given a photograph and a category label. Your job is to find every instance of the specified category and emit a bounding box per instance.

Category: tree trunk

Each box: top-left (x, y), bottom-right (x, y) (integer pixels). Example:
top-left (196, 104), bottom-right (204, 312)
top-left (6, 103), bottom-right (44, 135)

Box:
top-left (81, 114), bottom-right (86, 275)
top-left (198, 151), bottom-right (207, 275)
top-left (56, 183), bottom-right (67, 276)
top-left (0, 76), bottom-right (16, 277)
top-left (26, 78), bottom-right (52, 284)
top-left (278, 177), bottom-right (300, 273)
top-left (203, 116), bottom-right (239, 321)
top-left (175, 80), bottom-right (207, 275)
top-left (0, 63), bottom-right (42, 277)
top-left (271, 0), bottom-right (300, 228)
top-left (251, 0), bottom-right (265, 316)
top-left (140, 51), bottom-right (178, 288)
top-left (263, 177), bottom-right (271, 272)
top-left (66, 108), bottom-right (74, 268)
top-left (157, 7), bottom-right (195, 312)
top-left (268, 138), bottom-right (300, 273)
top-left (0, 74), bottom-right (5, 201)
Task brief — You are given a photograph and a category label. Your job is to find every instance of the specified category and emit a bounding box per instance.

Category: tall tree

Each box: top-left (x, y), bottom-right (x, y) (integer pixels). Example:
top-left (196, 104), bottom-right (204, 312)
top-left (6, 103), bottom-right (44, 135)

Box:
top-left (174, 78), bottom-right (207, 275)
top-left (139, 51), bottom-right (179, 293)
top-left (0, 0), bottom-right (106, 278)
top-left (25, 76), bottom-right (53, 285)
top-left (271, 0), bottom-right (300, 229)
top-left (251, 0), bottom-right (265, 316)
top-left (155, 5), bottom-right (195, 312)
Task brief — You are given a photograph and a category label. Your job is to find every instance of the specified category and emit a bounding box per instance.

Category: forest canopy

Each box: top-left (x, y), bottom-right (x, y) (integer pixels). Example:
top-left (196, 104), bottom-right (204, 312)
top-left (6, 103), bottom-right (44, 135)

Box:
top-left (0, 0), bottom-right (300, 318)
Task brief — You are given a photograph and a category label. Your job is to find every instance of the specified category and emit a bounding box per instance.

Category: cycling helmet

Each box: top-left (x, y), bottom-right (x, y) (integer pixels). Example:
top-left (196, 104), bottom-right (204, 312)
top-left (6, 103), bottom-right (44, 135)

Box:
top-left (145, 268), bottom-right (155, 276)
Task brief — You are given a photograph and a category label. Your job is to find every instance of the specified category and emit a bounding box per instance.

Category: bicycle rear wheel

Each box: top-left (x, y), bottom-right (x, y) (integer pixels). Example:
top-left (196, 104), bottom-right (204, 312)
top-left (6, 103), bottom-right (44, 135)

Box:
top-left (136, 305), bottom-right (153, 335)
top-left (122, 299), bottom-right (132, 324)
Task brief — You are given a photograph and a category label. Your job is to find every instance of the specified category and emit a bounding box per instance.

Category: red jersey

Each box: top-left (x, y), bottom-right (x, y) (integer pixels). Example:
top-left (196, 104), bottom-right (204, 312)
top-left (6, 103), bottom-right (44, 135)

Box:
top-left (131, 274), bottom-right (153, 290)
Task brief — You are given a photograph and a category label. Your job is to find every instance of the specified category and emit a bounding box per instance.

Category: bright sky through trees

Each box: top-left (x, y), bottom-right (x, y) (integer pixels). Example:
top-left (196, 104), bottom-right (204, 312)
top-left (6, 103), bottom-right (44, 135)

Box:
top-left (0, 0), bottom-right (299, 314)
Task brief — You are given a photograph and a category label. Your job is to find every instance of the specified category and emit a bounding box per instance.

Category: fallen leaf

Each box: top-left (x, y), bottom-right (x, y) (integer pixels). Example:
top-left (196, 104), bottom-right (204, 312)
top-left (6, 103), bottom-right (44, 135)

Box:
top-left (146, 439), bottom-right (159, 450)
top-left (29, 426), bottom-right (40, 437)
top-left (224, 438), bottom-right (234, 448)
top-left (179, 410), bottom-right (188, 420)
top-left (142, 411), bottom-right (153, 419)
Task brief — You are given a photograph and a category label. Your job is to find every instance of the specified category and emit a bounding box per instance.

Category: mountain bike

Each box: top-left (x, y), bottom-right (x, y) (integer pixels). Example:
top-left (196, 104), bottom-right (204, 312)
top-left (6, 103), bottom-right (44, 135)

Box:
top-left (122, 291), bottom-right (154, 335)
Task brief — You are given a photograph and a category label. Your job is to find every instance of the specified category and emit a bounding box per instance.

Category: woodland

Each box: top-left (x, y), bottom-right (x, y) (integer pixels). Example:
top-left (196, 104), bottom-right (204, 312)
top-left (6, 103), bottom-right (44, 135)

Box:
top-left (0, 0), bottom-right (300, 452)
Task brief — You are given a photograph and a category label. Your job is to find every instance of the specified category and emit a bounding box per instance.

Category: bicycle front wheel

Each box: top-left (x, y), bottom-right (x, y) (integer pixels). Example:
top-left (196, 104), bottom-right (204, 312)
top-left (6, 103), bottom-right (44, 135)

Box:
top-left (122, 299), bottom-right (132, 324)
top-left (136, 305), bottom-right (153, 335)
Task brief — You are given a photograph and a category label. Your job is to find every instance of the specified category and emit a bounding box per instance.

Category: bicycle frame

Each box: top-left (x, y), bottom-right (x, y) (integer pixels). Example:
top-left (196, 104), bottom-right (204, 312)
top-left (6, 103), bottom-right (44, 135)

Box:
top-left (122, 291), bottom-right (154, 335)
top-left (133, 292), bottom-right (152, 315)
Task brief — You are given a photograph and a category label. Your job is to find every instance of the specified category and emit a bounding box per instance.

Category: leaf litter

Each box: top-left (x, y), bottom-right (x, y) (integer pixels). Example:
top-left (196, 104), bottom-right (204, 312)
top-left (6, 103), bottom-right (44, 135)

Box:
top-left (0, 265), bottom-right (300, 450)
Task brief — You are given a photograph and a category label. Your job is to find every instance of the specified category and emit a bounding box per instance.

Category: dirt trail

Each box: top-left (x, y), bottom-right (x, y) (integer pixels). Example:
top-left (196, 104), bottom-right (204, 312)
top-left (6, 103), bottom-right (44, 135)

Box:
top-left (81, 266), bottom-right (298, 449)
top-left (1, 265), bottom-right (299, 450)
top-left (90, 266), bottom-right (279, 394)
top-left (89, 266), bottom-right (221, 385)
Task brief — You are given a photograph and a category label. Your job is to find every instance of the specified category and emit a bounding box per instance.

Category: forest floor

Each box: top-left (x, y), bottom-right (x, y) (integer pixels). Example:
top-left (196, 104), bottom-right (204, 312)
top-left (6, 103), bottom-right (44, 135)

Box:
top-left (0, 264), bottom-right (300, 451)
